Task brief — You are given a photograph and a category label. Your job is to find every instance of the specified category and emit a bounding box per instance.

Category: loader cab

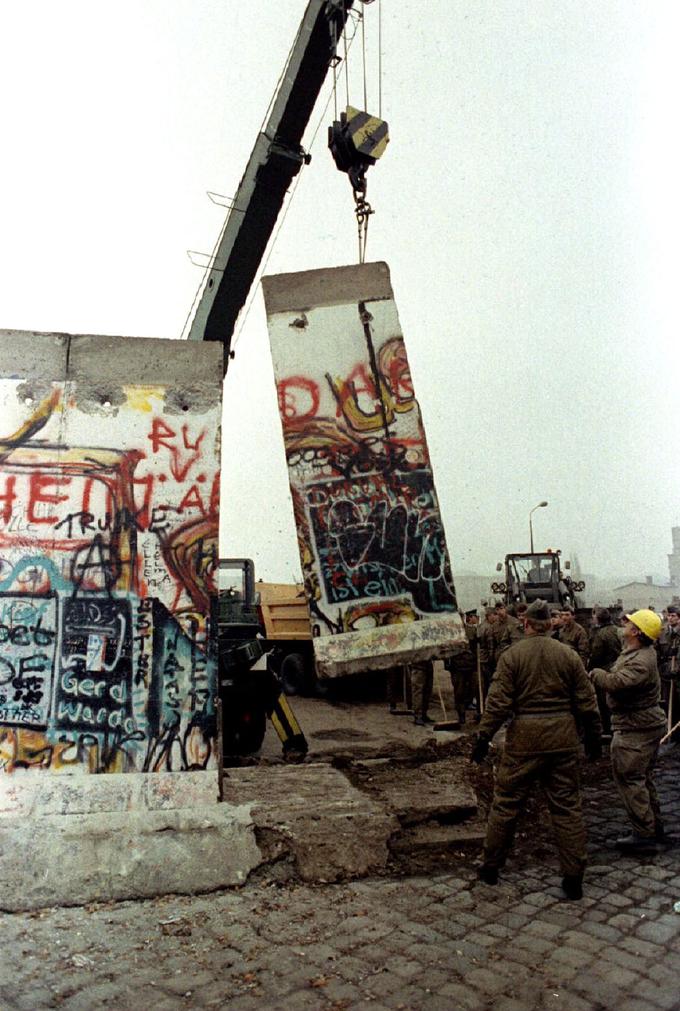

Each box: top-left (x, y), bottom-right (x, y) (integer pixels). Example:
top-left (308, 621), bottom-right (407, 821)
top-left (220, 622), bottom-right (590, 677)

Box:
top-left (492, 552), bottom-right (566, 605)
top-left (508, 553), bottom-right (561, 603)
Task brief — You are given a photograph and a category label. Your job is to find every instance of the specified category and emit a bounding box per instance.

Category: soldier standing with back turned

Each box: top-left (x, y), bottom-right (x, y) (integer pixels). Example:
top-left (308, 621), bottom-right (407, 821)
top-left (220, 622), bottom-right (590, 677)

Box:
top-left (588, 607), bottom-right (622, 737)
top-left (471, 599), bottom-right (602, 900)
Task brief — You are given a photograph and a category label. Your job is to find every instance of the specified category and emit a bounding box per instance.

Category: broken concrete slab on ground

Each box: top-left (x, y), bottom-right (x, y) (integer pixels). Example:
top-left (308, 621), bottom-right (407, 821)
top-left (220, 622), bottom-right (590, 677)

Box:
top-left (223, 763), bottom-right (399, 882)
top-left (261, 262), bottom-right (465, 678)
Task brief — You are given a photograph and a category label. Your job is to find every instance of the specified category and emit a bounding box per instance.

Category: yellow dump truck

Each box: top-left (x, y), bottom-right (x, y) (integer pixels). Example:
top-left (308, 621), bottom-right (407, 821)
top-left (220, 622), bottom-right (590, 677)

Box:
top-left (256, 581), bottom-right (316, 695)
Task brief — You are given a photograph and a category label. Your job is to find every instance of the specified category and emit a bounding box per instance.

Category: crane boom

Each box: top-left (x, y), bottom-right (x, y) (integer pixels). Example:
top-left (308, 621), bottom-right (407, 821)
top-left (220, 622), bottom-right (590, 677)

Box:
top-left (186, 0), bottom-right (356, 367)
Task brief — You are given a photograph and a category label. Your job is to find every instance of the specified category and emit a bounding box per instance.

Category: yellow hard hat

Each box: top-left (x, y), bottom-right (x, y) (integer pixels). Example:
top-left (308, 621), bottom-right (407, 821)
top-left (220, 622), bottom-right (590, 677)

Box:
top-left (625, 609), bottom-right (662, 641)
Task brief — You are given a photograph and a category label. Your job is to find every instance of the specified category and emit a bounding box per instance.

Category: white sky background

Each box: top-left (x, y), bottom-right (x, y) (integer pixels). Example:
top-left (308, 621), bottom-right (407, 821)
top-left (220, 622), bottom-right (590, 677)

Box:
top-left (0, 1), bottom-right (677, 583)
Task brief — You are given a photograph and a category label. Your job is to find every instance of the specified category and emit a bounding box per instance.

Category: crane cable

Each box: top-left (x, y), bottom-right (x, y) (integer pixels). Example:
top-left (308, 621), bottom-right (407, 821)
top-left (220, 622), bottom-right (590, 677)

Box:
top-left (338, 0), bottom-right (383, 263)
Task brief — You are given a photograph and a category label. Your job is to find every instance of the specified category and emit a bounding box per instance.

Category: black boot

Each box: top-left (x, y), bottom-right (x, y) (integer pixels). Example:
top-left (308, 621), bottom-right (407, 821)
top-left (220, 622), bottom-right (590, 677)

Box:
top-left (477, 864), bottom-right (499, 886)
top-left (615, 833), bottom-right (659, 853)
top-left (561, 874), bottom-right (583, 900)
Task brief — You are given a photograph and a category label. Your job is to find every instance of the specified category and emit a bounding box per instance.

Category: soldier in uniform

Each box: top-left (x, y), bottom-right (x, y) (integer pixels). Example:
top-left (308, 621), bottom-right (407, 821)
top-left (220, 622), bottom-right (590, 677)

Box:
top-left (514, 603), bottom-right (528, 624)
top-left (478, 608), bottom-right (498, 691)
top-left (591, 609), bottom-right (666, 850)
top-left (493, 602), bottom-right (523, 657)
top-left (559, 605), bottom-right (590, 665)
top-left (409, 660), bottom-right (434, 726)
top-left (588, 607), bottom-right (622, 737)
top-left (471, 599), bottom-right (602, 900)
top-left (656, 605), bottom-right (680, 742)
top-left (446, 611), bottom-right (478, 723)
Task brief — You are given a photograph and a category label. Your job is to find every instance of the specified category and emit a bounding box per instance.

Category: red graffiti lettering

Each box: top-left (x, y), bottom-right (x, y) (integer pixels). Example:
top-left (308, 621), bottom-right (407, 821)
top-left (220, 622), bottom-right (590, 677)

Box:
top-left (132, 474), bottom-right (155, 528)
top-left (28, 472), bottom-right (71, 525)
top-left (178, 485), bottom-right (205, 515)
top-left (209, 472), bottom-right (220, 516)
top-left (148, 418), bottom-right (206, 482)
top-left (148, 418), bottom-right (176, 453)
top-left (0, 475), bottom-right (17, 524)
top-left (277, 377), bottom-right (320, 420)
top-left (182, 425), bottom-right (205, 452)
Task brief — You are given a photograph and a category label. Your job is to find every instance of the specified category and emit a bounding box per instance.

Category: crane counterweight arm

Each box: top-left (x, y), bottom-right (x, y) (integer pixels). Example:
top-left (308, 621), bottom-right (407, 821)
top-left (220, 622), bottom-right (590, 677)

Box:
top-left (187, 0), bottom-right (356, 369)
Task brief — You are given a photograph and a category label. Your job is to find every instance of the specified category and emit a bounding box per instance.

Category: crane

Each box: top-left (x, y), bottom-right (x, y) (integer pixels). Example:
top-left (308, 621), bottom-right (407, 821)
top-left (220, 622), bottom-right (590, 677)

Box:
top-left (195, 0), bottom-right (388, 757)
top-left (186, 0), bottom-right (356, 364)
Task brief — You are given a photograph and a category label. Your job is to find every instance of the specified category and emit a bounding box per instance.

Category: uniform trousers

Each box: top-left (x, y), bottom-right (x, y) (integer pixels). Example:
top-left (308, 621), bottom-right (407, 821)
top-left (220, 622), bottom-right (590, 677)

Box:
top-left (610, 725), bottom-right (664, 837)
top-left (483, 749), bottom-right (587, 877)
top-left (410, 662), bottom-right (432, 718)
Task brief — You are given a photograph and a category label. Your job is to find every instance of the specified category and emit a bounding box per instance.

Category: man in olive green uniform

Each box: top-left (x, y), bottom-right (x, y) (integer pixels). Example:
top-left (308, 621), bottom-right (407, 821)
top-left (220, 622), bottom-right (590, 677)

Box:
top-left (409, 660), bottom-right (434, 726)
top-left (446, 611), bottom-right (478, 722)
top-left (559, 606), bottom-right (590, 665)
top-left (656, 605), bottom-right (680, 742)
top-left (591, 609), bottom-right (666, 850)
top-left (588, 607), bottom-right (622, 737)
top-left (493, 602), bottom-right (523, 657)
top-left (472, 599), bottom-right (601, 900)
top-left (478, 608), bottom-right (498, 691)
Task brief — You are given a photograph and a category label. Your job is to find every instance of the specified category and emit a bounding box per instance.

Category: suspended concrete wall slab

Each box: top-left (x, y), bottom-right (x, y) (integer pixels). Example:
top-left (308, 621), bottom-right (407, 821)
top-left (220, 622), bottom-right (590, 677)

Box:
top-left (262, 262), bottom-right (464, 678)
top-left (0, 331), bottom-right (222, 776)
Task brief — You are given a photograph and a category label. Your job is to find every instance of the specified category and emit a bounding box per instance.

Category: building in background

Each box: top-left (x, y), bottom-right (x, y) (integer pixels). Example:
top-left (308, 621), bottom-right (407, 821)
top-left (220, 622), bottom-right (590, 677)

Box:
top-left (610, 578), bottom-right (677, 613)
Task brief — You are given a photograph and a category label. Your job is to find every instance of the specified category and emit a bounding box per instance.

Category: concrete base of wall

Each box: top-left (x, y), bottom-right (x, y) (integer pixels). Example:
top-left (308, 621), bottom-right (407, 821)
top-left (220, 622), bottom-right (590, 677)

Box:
top-left (0, 772), bottom-right (260, 912)
top-left (314, 615), bottom-right (466, 678)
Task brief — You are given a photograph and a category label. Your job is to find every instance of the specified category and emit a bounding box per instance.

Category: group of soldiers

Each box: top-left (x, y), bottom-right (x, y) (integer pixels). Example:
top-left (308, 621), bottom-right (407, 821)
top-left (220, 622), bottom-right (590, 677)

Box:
top-left (384, 598), bottom-right (677, 900)
top-left (460, 598), bottom-right (679, 901)
top-left (448, 600), bottom-right (679, 736)
top-left (464, 594), bottom-right (674, 897)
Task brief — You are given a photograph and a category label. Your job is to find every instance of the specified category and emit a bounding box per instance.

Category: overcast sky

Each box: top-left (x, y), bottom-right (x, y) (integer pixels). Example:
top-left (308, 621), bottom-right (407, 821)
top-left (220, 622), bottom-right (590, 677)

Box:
top-left (1, 1), bottom-right (677, 584)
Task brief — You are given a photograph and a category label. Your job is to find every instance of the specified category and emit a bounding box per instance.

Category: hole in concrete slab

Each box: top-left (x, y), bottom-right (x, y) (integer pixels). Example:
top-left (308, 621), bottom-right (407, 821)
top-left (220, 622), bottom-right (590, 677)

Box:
top-left (311, 728), bottom-right (372, 741)
top-left (437, 807), bottom-right (479, 825)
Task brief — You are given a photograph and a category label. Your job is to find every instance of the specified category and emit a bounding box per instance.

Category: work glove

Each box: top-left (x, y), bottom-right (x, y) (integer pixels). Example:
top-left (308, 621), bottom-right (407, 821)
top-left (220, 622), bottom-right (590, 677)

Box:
top-left (583, 725), bottom-right (602, 762)
top-left (471, 732), bottom-right (491, 765)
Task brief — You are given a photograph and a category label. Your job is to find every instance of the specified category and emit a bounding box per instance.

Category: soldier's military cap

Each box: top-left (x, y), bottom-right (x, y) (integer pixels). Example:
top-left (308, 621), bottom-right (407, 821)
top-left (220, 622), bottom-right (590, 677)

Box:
top-left (526, 599), bottom-right (551, 621)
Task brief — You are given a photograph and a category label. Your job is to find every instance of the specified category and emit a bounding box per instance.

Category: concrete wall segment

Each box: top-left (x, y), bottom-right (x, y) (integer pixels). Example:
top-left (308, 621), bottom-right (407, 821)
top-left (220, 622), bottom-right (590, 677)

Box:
top-left (0, 802), bottom-right (259, 911)
top-left (0, 330), bottom-right (222, 391)
top-left (0, 330), bottom-right (68, 381)
top-left (261, 260), bottom-right (393, 314)
top-left (262, 262), bottom-right (464, 677)
top-left (0, 769), bottom-right (219, 818)
top-left (0, 329), bottom-right (222, 776)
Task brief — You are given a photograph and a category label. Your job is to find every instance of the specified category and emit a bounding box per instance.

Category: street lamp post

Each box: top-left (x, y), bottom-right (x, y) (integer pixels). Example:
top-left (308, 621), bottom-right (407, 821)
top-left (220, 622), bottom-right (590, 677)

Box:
top-left (529, 501), bottom-right (548, 553)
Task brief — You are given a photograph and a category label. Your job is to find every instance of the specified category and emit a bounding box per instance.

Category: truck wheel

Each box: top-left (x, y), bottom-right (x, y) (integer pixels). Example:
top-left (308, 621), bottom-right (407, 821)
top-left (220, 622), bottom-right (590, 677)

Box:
top-left (280, 651), bottom-right (315, 696)
top-left (222, 702), bottom-right (267, 759)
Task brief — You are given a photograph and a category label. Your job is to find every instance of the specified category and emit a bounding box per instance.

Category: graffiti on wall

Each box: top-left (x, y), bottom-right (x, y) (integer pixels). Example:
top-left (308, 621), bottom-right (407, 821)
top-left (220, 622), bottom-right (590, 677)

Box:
top-left (0, 351), bottom-right (220, 774)
top-left (266, 286), bottom-right (458, 641)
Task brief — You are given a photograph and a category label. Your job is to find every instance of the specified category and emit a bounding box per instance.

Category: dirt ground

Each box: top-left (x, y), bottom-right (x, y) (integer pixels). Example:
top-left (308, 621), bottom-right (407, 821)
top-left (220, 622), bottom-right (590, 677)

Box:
top-left (246, 661), bottom-right (632, 875)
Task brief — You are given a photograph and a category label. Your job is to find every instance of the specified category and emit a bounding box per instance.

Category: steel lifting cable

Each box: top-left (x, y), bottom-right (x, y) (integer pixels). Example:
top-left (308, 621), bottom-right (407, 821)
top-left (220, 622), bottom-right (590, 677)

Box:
top-left (361, 5), bottom-right (368, 111)
top-left (354, 190), bottom-right (373, 263)
top-left (332, 18), bottom-right (338, 122)
top-left (343, 5), bottom-right (350, 109)
top-left (378, 0), bottom-right (382, 118)
top-left (354, 0), bottom-right (381, 262)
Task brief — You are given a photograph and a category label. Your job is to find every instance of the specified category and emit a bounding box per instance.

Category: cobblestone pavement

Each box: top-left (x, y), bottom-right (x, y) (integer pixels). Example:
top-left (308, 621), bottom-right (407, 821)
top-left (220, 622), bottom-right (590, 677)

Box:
top-left (2, 751), bottom-right (679, 1011)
